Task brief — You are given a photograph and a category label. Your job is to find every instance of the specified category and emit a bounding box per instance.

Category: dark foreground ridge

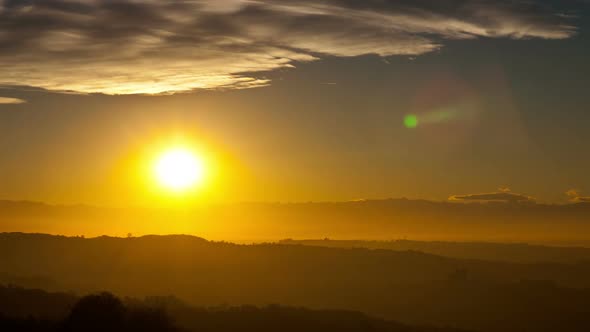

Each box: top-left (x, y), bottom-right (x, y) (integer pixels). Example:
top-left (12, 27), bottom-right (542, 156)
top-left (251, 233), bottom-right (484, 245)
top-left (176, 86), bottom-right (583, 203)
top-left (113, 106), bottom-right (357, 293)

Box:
top-left (0, 285), bottom-right (467, 332)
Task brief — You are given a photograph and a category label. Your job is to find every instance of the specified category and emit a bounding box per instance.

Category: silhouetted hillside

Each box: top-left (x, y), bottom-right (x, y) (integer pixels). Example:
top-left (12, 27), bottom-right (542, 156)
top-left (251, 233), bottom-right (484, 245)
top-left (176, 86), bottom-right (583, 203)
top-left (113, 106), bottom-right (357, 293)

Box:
top-left (2, 199), bottom-right (590, 244)
top-left (1, 233), bottom-right (590, 331)
top-left (0, 286), bottom-right (467, 332)
top-left (279, 239), bottom-right (590, 263)
top-left (0, 284), bottom-right (76, 319)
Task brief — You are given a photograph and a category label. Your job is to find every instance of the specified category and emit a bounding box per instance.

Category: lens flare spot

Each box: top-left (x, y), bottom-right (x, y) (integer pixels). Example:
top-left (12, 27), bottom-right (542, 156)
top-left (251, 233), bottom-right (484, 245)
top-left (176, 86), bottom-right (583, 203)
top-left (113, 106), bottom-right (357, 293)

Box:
top-left (404, 114), bottom-right (419, 129)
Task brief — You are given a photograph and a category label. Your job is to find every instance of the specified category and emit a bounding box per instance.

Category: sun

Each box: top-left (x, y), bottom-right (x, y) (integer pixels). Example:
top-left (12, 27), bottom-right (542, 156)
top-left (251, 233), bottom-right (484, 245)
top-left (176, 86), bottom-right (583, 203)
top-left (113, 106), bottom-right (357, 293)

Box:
top-left (154, 148), bottom-right (205, 191)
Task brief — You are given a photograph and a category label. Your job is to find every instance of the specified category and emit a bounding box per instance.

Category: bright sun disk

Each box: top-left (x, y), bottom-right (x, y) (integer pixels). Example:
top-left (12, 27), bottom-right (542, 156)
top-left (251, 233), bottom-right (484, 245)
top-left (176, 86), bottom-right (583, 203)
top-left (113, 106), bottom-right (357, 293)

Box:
top-left (154, 148), bottom-right (205, 191)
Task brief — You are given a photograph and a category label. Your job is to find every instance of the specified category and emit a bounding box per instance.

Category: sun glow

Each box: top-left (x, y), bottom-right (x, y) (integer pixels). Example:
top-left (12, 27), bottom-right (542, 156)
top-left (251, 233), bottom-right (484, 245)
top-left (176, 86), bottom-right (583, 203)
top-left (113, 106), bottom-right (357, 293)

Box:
top-left (154, 148), bottom-right (205, 191)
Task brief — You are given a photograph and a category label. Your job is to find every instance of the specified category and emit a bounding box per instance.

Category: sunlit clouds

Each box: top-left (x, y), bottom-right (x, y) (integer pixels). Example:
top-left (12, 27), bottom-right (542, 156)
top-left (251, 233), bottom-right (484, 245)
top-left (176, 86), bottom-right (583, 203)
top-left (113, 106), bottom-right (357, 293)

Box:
top-left (0, 96), bottom-right (26, 104)
top-left (0, 0), bottom-right (577, 95)
top-left (566, 189), bottom-right (590, 203)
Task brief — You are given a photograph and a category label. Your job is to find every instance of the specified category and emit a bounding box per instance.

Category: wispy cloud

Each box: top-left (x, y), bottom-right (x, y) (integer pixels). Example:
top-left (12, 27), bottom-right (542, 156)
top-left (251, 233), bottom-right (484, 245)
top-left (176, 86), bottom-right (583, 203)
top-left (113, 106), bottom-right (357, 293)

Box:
top-left (566, 189), bottom-right (590, 203)
top-left (0, 0), bottom-right (576, 95)
top-left (449, 188), bottom-right (535, 203)
top-left (0, 97), bottom-right (26, 104)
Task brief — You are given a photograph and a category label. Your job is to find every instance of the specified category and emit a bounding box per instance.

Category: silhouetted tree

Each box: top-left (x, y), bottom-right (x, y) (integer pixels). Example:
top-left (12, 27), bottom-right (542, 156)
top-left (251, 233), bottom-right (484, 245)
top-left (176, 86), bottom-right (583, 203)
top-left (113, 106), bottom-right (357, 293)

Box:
top-left (62, 292), bottom-right (126, 332)
top-left (60, 292), bottom-right (178, 332)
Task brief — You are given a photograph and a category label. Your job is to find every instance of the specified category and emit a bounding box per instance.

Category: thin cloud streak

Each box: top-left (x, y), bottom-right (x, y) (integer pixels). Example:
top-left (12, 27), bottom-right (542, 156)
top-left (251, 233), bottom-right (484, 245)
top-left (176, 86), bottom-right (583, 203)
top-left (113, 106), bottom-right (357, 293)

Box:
top-left (0, 0), bottom-right (577, 95)
top-left (0, 97), bottom-right (26, 104)
top-left (566, 189), bottom-right (590, 203)
top-left (449, 189), bottom-right (535, 203)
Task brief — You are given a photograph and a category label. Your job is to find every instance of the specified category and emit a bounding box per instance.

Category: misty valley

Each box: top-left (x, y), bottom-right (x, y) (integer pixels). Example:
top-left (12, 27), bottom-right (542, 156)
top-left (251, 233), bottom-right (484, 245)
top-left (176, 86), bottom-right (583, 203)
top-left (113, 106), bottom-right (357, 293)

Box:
top-left (1, 232), bottom-right (590, 332)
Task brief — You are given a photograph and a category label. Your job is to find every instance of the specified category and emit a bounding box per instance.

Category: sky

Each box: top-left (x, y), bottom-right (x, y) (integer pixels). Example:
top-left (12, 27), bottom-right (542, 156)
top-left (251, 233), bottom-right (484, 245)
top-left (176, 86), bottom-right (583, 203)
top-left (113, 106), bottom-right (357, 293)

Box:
top-left (1, 0), bottom-right (589, 206)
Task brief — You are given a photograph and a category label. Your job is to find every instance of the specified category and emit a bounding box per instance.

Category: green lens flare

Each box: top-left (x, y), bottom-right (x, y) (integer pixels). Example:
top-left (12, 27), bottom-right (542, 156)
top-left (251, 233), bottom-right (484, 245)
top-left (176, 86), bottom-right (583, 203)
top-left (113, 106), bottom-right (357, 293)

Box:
top-left (404, 114), bottom-right (418, 128)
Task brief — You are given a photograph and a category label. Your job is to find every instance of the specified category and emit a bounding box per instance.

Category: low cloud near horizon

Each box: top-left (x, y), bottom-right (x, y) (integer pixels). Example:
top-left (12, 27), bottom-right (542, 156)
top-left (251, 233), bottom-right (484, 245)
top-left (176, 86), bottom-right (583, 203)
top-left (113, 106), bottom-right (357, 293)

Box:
top-left (449, 188), bottom-right (535, 203)
top-left (566, 189), bottom-right (590, 203)
top-left (0, 0), bottom-right (577, 95)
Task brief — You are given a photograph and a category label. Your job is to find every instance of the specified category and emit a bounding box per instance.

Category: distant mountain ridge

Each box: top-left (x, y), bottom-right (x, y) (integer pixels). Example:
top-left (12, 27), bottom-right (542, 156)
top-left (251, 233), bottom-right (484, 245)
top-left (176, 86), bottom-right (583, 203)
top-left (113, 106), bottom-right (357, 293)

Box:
top-left (1, 199), bottom-right (590, 244)
top-left (279, 238), bottom-right (590, 263)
